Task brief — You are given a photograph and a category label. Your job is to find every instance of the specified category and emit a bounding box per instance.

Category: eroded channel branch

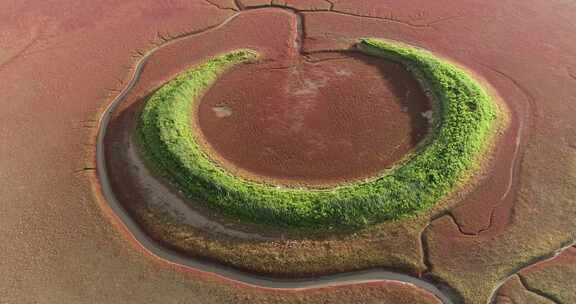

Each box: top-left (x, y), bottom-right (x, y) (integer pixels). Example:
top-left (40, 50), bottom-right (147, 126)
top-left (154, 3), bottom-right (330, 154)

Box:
top-left (517, 274), bottom-right (562, 304)
top-left (94, 3), bottom-right (485, 304)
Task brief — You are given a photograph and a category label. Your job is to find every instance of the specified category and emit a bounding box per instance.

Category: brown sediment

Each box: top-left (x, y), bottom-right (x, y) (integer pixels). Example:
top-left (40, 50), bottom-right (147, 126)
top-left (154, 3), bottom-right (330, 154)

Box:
top-left (195, 52), bottom-right (430, 186)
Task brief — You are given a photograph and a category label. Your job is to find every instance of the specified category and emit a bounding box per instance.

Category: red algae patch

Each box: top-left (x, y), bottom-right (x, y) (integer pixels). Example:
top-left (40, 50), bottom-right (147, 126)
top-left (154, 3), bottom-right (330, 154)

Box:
top-left (196, 53), bottom-right (431, 186)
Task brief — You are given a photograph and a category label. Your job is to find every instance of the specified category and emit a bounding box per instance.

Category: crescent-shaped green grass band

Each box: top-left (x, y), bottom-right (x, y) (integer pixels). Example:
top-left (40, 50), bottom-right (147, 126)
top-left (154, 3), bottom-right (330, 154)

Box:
top-left (137, 38), bottom-right (501, 229)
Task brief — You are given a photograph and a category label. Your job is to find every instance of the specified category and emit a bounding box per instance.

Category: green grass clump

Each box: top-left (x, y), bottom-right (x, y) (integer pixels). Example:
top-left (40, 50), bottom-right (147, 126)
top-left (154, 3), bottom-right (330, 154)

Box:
top-left (137, 40), bottom-right (500, 229)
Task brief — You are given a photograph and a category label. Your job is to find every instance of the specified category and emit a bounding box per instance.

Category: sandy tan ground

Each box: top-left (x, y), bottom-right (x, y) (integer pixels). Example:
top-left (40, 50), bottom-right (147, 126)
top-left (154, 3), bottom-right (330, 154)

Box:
top-left (2, 1), bottom-right (576, 303)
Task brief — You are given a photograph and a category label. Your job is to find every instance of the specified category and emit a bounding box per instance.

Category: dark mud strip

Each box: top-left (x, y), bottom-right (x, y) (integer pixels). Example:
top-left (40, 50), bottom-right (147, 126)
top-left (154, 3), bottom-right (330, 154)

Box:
top-left (95, 6), bottom-right (455, 304)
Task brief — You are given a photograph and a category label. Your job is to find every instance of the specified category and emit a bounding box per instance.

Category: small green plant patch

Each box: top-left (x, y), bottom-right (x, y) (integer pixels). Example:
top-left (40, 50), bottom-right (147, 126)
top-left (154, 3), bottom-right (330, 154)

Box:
top-left (137, 39), bottom-right (501, 229)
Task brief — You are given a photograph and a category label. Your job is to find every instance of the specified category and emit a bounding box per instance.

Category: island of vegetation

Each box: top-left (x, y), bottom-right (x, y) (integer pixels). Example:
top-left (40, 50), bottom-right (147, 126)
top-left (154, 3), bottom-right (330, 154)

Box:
top-left (137, 38), bottom-right (501, 229)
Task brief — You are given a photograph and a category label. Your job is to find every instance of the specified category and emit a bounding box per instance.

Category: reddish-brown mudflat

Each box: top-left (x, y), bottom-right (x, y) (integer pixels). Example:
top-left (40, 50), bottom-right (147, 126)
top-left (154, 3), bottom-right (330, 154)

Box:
top-left (2, 1), bottom-right (576, 304)
top-left (196, 53), bottom-right (430, 185)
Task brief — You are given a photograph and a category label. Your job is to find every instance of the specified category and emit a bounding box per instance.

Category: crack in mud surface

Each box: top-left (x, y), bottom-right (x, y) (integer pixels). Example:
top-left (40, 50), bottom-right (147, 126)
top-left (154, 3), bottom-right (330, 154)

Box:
top-left (445, 212), bottom-right (495, 236)
top-left (203, 0), bottom-right (239, 12)
top-left (488, 240), bottom-right (576, 304)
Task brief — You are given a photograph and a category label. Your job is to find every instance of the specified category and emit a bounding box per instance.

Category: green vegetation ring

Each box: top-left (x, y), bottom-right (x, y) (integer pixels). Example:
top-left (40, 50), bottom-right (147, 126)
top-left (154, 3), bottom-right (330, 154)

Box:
top-left (137, 38), bottom-right (501, 229)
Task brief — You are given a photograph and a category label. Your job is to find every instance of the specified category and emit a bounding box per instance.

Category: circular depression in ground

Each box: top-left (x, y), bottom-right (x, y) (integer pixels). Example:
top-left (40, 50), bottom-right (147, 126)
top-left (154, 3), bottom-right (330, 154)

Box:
top-left (195, 53), bottom-right (431, 186)
top-left (136, 40), bottom-right (501, 229)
